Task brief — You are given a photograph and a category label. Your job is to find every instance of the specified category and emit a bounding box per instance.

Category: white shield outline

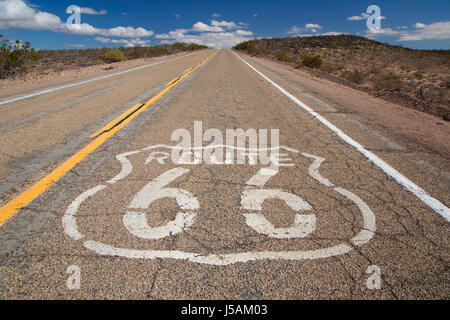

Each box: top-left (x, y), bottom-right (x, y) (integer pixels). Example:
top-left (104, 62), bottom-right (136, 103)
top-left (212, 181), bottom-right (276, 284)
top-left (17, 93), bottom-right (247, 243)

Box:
top-left (63, 145), bottom-right (376, 266)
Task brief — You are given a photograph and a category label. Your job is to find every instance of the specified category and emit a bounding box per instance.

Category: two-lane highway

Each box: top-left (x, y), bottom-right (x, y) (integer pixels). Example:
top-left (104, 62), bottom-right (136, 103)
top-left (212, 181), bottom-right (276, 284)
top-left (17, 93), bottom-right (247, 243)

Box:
top-left (0, 50), bottom-right (448, 299)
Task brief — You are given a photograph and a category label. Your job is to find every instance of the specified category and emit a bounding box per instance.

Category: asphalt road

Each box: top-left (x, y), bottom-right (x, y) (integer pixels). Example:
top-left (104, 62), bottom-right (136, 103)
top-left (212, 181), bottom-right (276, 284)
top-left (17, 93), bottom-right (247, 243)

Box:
top-left (0, 49), bottom-right (448, 299)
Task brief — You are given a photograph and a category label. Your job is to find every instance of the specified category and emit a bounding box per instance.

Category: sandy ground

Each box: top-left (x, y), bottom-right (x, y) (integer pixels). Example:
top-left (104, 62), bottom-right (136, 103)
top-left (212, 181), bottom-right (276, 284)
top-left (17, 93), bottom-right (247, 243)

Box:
top-left (0, 51), bottom-right (196, 99)
top-left (0, 50), bottom-right (448, 300)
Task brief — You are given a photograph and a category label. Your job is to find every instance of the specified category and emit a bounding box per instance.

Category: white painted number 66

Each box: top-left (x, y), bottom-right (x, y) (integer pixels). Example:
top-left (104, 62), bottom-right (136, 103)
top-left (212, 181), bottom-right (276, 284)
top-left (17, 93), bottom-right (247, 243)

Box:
top-left (123, 168), bottom-right (199, 239)
top-left (122, 167), bottom-right (314, 240)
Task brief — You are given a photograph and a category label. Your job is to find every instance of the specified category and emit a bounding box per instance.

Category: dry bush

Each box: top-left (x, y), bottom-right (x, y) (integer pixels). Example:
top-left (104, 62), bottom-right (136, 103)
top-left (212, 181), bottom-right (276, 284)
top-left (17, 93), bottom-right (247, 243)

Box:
top-left (343, 70), bottom-right (365, 84)
top-left (375, 74), bottom-right (405, 90)
top-left (0, 35), bottom-right (39, 79)
top-left (277, 52), bottom-right (292, 62)
top-left (102, 49), bottom-right (126, 63)
top-left (301, 55), bottom-right (323, 69)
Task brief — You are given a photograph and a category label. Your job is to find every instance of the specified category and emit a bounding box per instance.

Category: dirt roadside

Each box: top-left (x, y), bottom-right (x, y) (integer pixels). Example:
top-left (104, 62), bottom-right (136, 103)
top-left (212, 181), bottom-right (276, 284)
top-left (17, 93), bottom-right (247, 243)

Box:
top-left (0, 50), bottom-right (203, 99)
top-left (237, 51), bottom-right (450, 166)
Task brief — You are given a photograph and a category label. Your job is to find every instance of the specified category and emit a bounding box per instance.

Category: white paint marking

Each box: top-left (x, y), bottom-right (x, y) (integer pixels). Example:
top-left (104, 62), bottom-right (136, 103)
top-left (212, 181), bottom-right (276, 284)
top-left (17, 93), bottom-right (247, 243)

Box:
top-left (241, 168), bottom-right (315, 239)
top-left (107, 151), bottom-right (141, 184)
top-left (246, 168), bottom-right (278, 187)
top-left (63, 147), bottom-right (376, 265)
top-left (62, 185), bottom-right (105, 240)
top-left (128, 168), bottom-right (199, 210)
top-left (83, 240), bottom-right (353, 266)
top-left (335, 187), bottom-right (376, 246)
top-left (302, 153), bottom-right (334, 187)
top-left (0, 51), bottom-right (201, 106)
top-left (123, 168), bottom-right (199, 240)
top-left (123, 212), bottom-right (197, 240)
top-left (243, 213), bottom-right (316, 239)
top-left (232, 51), bottom-right (450, 222)
top-left (241, 189), bottom-right (312, 212)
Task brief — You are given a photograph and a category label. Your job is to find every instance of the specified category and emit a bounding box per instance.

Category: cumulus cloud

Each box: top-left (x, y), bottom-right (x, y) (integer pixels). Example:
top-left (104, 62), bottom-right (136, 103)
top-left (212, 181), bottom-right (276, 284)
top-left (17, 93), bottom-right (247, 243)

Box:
top-left (65, 43), bottom-right (86, 48)
top-left (211, 20), bottom-right (238, 30)
top-left (156, 20), bottom-right (254, 49)
top-left (347, 13), bottom-right (370, 21)
top-left (95, 36), bottom-right (150, 47)
top-left (305, 23), bottom-right (322, 30)
top-left (212, 13), bottom-right (221, 18)
top-left (365, 21), bottom-right (450, 41)
top-left (193, 21), bottom-right (223, 32)
top-left (348, 13), bottom-right (386, 21)
top-left (288, 24), bottom-right (325, 35)
top-left (399, 22), bottom-right (450, 40)
top-left (287, 26), bottom-right (302, 35)
top-left (0, 0), bottom-right (153, 37)
top-left (79, 7), bottom-right (107, 15)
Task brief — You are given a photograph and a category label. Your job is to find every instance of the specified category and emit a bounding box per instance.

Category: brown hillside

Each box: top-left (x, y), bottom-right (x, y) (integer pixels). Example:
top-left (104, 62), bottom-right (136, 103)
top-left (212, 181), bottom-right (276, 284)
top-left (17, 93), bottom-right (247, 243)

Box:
top-left (234, 35), bottom-right (450, 120)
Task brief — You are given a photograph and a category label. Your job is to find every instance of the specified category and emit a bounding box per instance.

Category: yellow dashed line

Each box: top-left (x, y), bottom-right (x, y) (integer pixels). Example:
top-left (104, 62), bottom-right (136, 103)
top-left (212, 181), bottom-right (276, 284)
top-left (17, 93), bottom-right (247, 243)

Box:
top-left (0, 50), bottom-right (218, 227)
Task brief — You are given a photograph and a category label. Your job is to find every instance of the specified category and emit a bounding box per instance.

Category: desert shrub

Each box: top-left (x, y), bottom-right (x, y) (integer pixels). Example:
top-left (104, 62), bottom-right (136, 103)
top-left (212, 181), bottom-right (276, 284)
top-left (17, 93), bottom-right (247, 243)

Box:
top-left (277, 52), bottom-right (292, 62)
top-left (102, 49), bottom-right (126, 63)
top-left (321, 64), bottom-right (335, 73)
top-left (0, 35), bottom-right (39, 79)
top-left (343, 70), bottom-right (365, 84)
top-left (374, 73), bottom-right (404, 90)
top-left (301, 55), bottom-right (323, 69)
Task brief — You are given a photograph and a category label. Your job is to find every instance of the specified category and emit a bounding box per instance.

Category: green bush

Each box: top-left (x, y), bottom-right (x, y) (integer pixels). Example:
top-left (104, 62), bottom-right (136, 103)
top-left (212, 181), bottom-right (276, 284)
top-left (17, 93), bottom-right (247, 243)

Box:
top-left (102, 49), bottom-right (126, 63)
top-left (343, 70), bottom-right (365, 84)
top-left (0, 35), bottom-right (39, 79)
top-left (277, 52), bottom-right (292, 62)
top-left (301, 55), bottom-right (323, 69)
top-left (374, 73), bottom-right (404, 90)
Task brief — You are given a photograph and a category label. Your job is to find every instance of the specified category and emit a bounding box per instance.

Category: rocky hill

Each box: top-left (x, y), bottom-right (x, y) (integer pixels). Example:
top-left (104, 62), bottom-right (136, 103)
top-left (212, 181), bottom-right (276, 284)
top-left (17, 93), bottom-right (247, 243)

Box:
top-left (234, 35), bottom-right (449, 120)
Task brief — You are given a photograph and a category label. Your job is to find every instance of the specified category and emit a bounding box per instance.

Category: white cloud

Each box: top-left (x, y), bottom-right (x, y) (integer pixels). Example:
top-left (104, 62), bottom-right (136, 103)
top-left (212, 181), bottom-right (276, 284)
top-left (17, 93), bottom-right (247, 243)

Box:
top-left (156, 20), bottom-right (254, 49)
top-left (174, 14), bottom-right (181, 19)
top-left (211, 20), bottom-right (238, 30)
top-left (95, 36), bottom-right (150, 47)
top-left (348, 12), bottom-right (386, 22)
top-left (364, 21), bottom-right (450, 41)
top-left (365, 27), bottom-right (401, 39)
top-left (287, 26), bottom-right (302, 35)
top-left (212, 13), bottom-right (221, 18)
top-left (0, 0), bottom-right (153, 37)
top-left (235, 30), bottom-right (253, 36)
top-left (288, 24), bottom-right (323, 35)
top-left (347, 13), bottom-right (370, 21)
top-left (79, 7), bottom-right (107, 15)
top-left (65, 43), bottom-right (86, 48)
top-left (155, 29), bottom-right (189, 39)
top-left (305, 23), bottom-right (322, 30)
top-left (253, 14), bottom-right (258, 17)
top-left (193, 21), bottom-right (223, 32)
top-left (399, 21), bottom-right (450, 40)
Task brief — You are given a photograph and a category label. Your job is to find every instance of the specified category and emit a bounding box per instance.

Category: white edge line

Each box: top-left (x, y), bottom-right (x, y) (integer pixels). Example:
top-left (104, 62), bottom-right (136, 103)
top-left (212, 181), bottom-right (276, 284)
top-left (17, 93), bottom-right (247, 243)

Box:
top-left (0, 51), bottom-right (203, 106)
top-left (232, 51), bottom-right (450, 222)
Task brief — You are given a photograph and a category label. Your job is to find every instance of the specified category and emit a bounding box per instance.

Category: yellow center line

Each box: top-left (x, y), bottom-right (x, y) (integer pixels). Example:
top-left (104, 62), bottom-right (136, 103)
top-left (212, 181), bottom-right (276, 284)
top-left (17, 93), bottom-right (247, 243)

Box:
top-left (166, 76), bottom-right (182, 87)
top-left (0, 50), bottom-right (218, 227)
top-left (89, 103), bottom-right (144, 138)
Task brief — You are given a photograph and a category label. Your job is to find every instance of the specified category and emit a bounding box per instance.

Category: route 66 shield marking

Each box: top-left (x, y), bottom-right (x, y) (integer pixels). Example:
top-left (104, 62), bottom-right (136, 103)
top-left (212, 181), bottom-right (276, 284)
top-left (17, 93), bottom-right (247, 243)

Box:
top-left (63, 145), bottom-right (375, 266)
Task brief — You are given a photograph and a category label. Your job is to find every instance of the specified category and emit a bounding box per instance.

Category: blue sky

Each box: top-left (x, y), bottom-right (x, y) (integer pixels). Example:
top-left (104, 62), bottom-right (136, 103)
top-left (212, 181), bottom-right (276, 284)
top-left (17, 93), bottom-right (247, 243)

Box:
top-left (0, 0), bottom-right (449, 50)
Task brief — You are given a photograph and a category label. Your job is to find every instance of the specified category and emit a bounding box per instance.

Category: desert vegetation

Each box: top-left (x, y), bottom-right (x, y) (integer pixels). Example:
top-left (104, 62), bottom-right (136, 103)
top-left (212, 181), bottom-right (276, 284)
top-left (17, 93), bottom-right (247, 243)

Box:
top-left (234, 35), bottom-right (450, 120)
top-left (0, 37), bottom-right (207, 80)
top-left (0, 35), bottom-right (39, 79)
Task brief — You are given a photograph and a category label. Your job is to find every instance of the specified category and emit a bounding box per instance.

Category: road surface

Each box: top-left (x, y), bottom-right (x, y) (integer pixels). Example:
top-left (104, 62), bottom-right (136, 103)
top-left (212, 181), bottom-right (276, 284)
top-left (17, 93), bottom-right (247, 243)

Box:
top-left (0, 49), bottom-right (448, 299)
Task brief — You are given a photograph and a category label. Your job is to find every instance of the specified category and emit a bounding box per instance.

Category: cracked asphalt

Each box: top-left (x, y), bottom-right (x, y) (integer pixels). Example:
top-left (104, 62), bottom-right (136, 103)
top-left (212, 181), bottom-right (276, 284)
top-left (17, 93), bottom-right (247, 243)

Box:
top-left (0, 49), bottom-right (448, 299)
